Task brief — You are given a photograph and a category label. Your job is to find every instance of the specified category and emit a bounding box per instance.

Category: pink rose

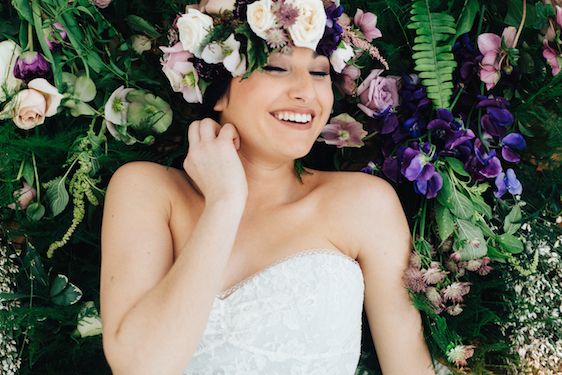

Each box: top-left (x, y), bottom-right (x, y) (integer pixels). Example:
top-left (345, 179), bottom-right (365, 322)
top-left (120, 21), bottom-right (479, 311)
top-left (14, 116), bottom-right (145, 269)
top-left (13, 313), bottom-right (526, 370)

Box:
top-left (543, 40), bottom-right (561, 76)
top-left (356, 69), bottom-right (400, 117)
top-left (10, 78), bottom-right (63, 130)
top-left (7, 182), bottom-right (36, 210)
top-left (353, 9), bottom-right (382, 42)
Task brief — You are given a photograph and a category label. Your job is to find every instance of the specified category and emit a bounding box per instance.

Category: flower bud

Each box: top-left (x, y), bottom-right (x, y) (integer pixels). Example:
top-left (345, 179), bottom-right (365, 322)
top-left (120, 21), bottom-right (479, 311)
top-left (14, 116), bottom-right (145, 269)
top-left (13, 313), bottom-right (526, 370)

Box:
top-left (13, 51), bottom-right (51, 83)
top-left (131, 35), bottom-right (152, 55)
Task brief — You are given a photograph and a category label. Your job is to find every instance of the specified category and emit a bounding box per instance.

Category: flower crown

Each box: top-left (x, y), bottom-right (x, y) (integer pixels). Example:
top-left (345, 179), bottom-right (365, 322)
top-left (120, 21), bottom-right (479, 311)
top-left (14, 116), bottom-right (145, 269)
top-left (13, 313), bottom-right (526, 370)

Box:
top-left (159, 0), bottom-right (388, 104)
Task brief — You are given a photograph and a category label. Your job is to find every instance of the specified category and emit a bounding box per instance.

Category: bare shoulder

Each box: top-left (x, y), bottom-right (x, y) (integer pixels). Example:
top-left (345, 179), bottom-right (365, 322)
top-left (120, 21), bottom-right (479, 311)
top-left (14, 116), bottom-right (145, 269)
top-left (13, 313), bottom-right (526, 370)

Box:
top-left (312, 169), bottom-right (411, 262)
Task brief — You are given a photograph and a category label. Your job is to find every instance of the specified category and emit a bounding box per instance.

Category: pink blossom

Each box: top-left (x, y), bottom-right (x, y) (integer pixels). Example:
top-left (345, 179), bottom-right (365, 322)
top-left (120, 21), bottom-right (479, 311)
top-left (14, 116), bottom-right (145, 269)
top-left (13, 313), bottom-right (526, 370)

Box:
top-left (357, 69), bottom-right (400, 117)
top-left (160, 42), bottom-right (202, 103)
top-left (477, 26), bottom-right (517, 90)
top-left (425, 287), bottom-right (444, 313)
top-left (543, 40), bottom-right (561, 76)
top-left (317, 113), bottom-right (367, 148)
top-left (446, 345), bottom-right (476, 367)
top-left (557, 5), bottom-right (562, 29)
top-left (408, 251), bottom-right (422, 269)
top-left (337, 64), bottom-right (360, 96)
top-left (445, 304), bottom-right (464, 316)
top-left (422, 262), bottom-right (448, 285)
top-left (91, 0), bottom-right (111, 8)
top-left (477, 257), bottom-right (493, 276)
top-left (353, 9), bottom-right (382, 42)
top-left (403, 266), bottom-right (427, 293)
top-left (7, 182), bottom-right (36, 210)
top-left (442, 282), bottom-right (471, 303)
top-left (464, 259), bottom-right (482, 272)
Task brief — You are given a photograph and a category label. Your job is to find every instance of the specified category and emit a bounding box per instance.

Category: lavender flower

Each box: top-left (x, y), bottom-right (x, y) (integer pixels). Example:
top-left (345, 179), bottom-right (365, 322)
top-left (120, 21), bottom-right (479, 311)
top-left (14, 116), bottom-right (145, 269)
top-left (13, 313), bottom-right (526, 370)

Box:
top-left (414, 171), bottom-right (443, 199)
top-left (13, 51), bottom-right (51, 83)
top-left (316, 3), bottom-right (344, 56)
top-left (465, 139), bottom-right (502, 181)
top-left (494, 168), bottom-right (522, 198)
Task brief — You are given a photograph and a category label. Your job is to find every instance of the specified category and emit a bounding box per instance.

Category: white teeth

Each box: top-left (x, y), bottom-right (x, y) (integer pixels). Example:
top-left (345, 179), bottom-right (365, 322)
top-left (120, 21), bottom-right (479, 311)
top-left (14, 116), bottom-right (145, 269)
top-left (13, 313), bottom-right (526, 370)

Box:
top-left (274, 112), bottom-right (312, 123)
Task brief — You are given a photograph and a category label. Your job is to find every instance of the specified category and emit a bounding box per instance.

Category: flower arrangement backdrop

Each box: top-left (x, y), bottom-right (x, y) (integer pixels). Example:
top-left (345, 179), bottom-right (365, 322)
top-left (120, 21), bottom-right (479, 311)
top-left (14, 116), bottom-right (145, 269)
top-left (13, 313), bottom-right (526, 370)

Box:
top-left (0, 0), bottom-right (560, 374)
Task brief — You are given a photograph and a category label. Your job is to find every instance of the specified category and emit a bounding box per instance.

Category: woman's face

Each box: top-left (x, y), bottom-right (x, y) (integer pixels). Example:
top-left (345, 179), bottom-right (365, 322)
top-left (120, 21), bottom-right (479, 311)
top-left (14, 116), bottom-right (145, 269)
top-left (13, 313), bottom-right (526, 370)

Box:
top-left (214, 46), bottom-right (334, 162)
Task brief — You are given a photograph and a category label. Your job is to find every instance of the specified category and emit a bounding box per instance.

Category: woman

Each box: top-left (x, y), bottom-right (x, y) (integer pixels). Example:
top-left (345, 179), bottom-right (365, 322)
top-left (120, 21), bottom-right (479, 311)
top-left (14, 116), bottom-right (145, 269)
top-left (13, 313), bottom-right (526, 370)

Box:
top-left (99, 4), bottom-right (435, 375)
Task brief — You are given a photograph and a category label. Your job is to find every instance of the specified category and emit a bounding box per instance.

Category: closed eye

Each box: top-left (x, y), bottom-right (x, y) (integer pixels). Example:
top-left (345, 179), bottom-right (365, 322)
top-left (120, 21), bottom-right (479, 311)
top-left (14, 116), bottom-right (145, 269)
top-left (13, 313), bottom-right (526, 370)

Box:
top-left (263, 65), bottom-right (329, 77)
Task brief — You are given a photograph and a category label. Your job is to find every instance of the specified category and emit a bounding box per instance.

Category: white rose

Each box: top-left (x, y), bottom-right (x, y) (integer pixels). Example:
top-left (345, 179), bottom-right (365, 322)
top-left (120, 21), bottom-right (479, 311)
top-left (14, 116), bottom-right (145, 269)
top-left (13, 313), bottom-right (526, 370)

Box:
top-left (222, 34), bottom-right (247, 76)
top-left (0, 40), bottom-right (23, 103)
top-left (285, 0), bottom-right (326, 50)
top-left (246, 0), bottom-right (276, 40)
top-left (329, 41), bottom-right (353, 73)
top-left (177, 8), bottom-right (214, 57)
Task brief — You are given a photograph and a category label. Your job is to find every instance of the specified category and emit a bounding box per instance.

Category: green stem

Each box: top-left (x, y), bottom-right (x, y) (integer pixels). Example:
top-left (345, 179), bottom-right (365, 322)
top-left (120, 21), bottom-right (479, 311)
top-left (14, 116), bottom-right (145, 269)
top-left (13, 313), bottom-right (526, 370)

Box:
top-left (476, 4), bottom-right (486, 37)
top-left (419, 199), bottom-right (428, 239)
top-left (512, 0), bottom-right (527, 48)
top-left (449, 85), bottom-right (464, 112)
top-left (31, 152), bottom-right (40, 202)
top-left (31, 0), bottom-right (62, 87)
top-left (27, 22), bottom-right (34, 51)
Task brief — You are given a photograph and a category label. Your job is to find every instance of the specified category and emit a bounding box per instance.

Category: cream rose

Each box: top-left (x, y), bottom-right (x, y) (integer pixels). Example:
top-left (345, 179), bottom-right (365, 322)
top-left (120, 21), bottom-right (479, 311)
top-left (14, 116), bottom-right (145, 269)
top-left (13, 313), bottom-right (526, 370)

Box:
top-left (10, 78), bottom-right (63, 130)
top-left (0, 40), bottom-right (23, 103)
top-left (285, 0), bottom-right (326, 50)
top-left (329, 41), bottom-right (354, 73)
top-left (247, 0), bottom-right (277, 40)
top-left (177, 8), bottom-right (214, 57)
top-left (199, 0), bottom-right (236, 15)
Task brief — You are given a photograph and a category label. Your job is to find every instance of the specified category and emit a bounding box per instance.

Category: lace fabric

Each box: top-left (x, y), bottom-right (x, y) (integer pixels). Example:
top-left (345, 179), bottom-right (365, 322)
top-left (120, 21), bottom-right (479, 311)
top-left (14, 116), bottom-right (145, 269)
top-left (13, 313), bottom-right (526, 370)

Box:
top-left (183, 249), bottom-right (365, 375)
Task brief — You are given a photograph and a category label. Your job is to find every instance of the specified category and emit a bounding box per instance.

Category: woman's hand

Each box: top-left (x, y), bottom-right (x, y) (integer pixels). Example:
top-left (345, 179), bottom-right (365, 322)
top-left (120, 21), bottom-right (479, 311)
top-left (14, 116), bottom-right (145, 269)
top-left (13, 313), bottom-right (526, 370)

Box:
top-left (183, 118), bottom-right (248, 205)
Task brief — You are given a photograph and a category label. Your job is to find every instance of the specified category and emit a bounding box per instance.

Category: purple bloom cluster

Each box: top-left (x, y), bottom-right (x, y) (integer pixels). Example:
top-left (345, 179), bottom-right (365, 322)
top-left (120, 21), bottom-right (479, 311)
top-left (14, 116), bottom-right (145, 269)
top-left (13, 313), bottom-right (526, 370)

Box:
top-left (316, 3), bottom-right (344, 57)
top-left (13, 51), bottom-right (51, 83)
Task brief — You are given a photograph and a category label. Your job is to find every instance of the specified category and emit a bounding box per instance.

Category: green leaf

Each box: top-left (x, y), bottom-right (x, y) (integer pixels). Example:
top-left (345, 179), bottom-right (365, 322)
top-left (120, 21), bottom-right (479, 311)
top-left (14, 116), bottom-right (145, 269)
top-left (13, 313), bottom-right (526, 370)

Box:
top-left (50, 274), bottom-right (83, 306)
top-left (23, 243), bottom-right (48, 288)
top-left (445, 157), bottom-right (470, 177)
top-left (74, 75), bottom-right (96, 102)
top-left (496, 233), bottom-right (524, 254)
top-left (45, 176), bottom-right (69, 217)
top-left (436, 171), bottom-right (452, 207)
top-left (0, 292), bottom-right (30, 302)
top-left (455, 219), bottom-right (488, 260)
top-left (11, 0), bottom-right (33, 24)
top-left (407, 1), bottom-right (457, 108)
top-left (454, 0), bottom-right (479, 42)
top-left (26, 202), bottom-right (45, 221)
top-left (449, 188), bottom-right (474, 220)
top-left (487, 245), bottom-right (508, 262)
top-left (22, 158), bottom-right (34, 186)
top-left (503, 204), bottom-right (522, 235)
top-left (435, 203), bottom-right (455, 242)
top-left (126, 15), bottom-right (161, 39)
top-left (504, 0), bottom-right (554, 29)
top-left (471, 193), bottom-right (492, 219)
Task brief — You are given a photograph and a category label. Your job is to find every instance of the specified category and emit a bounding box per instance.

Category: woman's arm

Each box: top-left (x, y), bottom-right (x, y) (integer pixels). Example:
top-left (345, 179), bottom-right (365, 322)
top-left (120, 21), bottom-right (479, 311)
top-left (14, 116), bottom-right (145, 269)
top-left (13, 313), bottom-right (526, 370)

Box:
top-left (351, 174), bottom-right (435, 374)
top-left (100, 161), bottom-right (245, 375)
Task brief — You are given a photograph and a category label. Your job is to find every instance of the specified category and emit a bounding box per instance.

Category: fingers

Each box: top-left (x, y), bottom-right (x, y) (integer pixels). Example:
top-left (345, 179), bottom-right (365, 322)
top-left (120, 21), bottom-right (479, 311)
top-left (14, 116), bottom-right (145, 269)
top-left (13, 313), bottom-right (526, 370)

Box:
top-left (188, 120), bottom-right (200, 144)
top-left (199, 119), bottom-right (221, 141)
top-left (218, 123), bottom-right (240, 150)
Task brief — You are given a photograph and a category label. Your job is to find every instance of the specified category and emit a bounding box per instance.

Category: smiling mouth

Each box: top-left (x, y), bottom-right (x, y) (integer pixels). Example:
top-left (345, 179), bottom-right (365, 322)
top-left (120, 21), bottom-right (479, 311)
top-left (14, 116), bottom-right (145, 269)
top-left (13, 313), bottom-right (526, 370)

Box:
top-left (269, 112), bottom-right (314, 128)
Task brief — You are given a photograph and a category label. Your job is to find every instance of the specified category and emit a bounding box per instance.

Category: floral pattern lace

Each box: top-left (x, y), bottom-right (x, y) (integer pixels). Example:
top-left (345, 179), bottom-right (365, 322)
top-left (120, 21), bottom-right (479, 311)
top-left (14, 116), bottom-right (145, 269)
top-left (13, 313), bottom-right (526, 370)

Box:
top-left (183, 249), bottom-right (365, 375)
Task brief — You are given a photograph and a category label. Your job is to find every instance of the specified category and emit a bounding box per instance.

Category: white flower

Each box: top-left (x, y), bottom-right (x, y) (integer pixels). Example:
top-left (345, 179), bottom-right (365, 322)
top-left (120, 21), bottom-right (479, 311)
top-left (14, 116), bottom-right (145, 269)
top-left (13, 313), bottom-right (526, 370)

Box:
top-left (200, 34), bottom-right (247, 77)
top-left (76, 301), bottom-right (103, 338)
top-left (247, 0), bottom-right (277, 40)
top-left (329, 41), bottom-right (354, 73)
top-left (104, 85), bottom-right (133, 125)
top-left (285, 0), bottom-right (326, 50)
top-left (0, 40), bottom-right (23, 103)
top-left (131, 35), bottom-right (152, 54)
top-left (177, 8), bottom-right (214, 57)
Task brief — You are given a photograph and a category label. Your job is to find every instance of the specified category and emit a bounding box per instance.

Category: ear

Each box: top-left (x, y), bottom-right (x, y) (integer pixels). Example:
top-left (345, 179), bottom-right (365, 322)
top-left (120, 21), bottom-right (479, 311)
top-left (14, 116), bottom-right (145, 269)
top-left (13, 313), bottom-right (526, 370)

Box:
top-left (213, 94), bottom-right (228, 112)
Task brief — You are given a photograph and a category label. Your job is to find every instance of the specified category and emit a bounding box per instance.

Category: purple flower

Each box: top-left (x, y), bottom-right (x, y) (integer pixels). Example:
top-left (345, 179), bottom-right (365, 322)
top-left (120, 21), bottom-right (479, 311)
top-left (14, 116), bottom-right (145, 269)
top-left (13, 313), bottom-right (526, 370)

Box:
top-left (360, 161), bottom-right (378, 174)
top-left (414, 171), bottom-right (443, 199)
top-left (316, 3), bottom-right (343, 56)
top-left (403, 115), bottom-right (425, 138)
top-left (428, 108), bottom-right (475, 154)
top-left (399, 73), bottom-right (431, 113)
top-left (13, 51), bottom-right (51, 83)
top-left (401, 146), bottom-right (435, 181)
top-left (45, 22), bottom-right (67, 51)
top-left (500, 133), bottom-right (526, 163)
top-left (465, 139), bottom-right (502, 181)
top-left (494, 168), bottom-right (522, 198)
top-left (382, 156), bottom-right (401, 183)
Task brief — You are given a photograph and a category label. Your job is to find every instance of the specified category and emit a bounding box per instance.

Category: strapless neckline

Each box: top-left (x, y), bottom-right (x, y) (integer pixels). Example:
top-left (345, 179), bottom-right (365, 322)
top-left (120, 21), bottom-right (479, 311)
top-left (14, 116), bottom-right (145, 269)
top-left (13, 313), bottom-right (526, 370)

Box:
top-left (216, 248), bottom-right (360, 300)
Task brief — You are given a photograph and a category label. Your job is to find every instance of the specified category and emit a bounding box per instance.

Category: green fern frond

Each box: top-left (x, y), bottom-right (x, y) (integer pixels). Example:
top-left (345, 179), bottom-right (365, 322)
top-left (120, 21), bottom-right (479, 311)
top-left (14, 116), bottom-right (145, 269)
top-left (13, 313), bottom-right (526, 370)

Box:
top-left (407, 0), bottom-right (457, 109)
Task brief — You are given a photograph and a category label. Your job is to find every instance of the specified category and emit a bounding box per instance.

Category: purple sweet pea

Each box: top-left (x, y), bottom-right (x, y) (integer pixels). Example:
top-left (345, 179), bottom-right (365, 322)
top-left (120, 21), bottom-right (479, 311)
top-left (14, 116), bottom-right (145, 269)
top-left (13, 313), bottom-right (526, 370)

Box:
top-left (428, 108), bottom-right (475, 154)
top-left (465, 139), bottom-right (502, 181)
top-left (13, 51), bottom-right (51, 83)
top-left (401, 146), bottom-right (435, 181)
top-left (316, 4), bottom-right (344, 56)
top-left (494, 168), bottom-right (522, 198)
top-left (414, 171), bottom-right (443, 199)
top-left (500, 132), bottom-right (526, 163)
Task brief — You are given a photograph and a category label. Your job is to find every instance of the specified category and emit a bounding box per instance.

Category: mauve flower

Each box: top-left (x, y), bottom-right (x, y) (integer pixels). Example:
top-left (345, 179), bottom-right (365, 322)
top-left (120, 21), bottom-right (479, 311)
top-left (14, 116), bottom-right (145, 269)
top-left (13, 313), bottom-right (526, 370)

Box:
top-left (557, 5), bottom-right (562, 29)
top-left (446, 344), bottom-right (476, 367)
top-left (360, 161), bottom-right (377, 174)
top-left (477, 27), bottom-right (516, 90)
top-left (160, 42), bottom-right (203, 103)
top-left (500, 132), bottom-right (526, 163)
top-left (401, 146), bottom-right (434, 182)
top-left (353, 9), bottom-right (382, 42)
top-left (409, 251), bottom-right (422, 269)
top-left (7, 182), bottom-right (36, 210)
top-left (477, 257), bottom-right (493, 276)
top-left (316, 3), bottom-right (343, 56)
top-left (464, 259), bottom-right (482, 272)
top-left (465, 139), bottom-right (502, 181)
top-left (91, 0), bottom-right (112, 8)
top-left (13, 51), bottom-right (51, 83)
top-left (414, 171), bottom-right (443, 199)
top-left (494, 168), bottom-right (522, 198)
top-left (45, 22), bottom-right (67, 51)
top-left (442, 282), bottom-right (471, 303)
top-left (543, 40), bottom-right (561, 76)
top-left (403, 267), bottom-right (427, 293)
top-left (317, 113), bottom-right (367, 148)
top-left (357, 69), bottom-right (400, 117)
top-left (422, 262), bottom-right (448, 284)
top-left (337, 64), bottom-right (360, 96)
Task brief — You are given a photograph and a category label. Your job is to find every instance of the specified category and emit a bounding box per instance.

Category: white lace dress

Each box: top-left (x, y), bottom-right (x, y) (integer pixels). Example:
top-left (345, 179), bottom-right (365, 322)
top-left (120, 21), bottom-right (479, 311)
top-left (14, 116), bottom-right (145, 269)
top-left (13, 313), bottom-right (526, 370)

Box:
top-left (183, 249), bottom-right (365, 375)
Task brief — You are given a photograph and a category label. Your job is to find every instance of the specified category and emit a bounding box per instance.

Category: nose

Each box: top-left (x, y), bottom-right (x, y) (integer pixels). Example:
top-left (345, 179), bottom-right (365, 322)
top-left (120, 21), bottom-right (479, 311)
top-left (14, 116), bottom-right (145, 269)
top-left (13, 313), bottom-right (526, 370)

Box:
top-left (287, 70), bottom-right (316, 103)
